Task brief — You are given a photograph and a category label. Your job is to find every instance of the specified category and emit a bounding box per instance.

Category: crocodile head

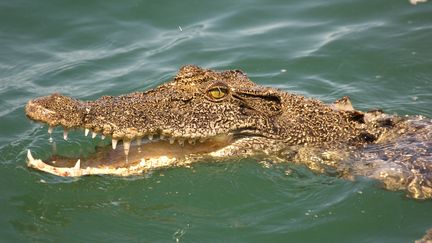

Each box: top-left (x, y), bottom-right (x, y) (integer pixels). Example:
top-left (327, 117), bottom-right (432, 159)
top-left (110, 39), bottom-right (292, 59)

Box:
top-left (25, 65), bottom-right (289, 176)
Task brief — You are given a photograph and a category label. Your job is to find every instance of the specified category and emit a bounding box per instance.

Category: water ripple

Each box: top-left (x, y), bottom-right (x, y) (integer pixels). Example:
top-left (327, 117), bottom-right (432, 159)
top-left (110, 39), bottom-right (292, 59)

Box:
top-left (1, 0), bottom-right (432, 241)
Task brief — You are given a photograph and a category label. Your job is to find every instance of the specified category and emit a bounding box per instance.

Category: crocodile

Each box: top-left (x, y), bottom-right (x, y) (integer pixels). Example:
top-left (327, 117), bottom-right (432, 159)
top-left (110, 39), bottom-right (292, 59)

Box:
top-left (25, 65), bottom-right (431, 199)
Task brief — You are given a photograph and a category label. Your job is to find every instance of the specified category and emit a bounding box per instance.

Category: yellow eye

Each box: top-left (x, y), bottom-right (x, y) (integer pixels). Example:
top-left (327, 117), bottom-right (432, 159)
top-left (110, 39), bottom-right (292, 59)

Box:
top-left (208, 87), bottom-right (228, 100)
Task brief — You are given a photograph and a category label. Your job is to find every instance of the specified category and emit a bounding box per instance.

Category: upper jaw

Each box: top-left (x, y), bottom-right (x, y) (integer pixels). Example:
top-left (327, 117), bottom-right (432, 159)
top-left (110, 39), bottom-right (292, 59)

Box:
top-left (25, 94), bottom-right (250, 161)
top-left (25, 92), bottom-right (255, 151)
top-left (25, 94), bottom-right (270, 159)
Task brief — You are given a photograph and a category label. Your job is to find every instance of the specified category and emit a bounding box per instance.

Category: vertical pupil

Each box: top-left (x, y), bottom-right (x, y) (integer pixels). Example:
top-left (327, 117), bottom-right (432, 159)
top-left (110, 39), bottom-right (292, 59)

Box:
top-left (208, 86), bottom-right (227, 99)
top-left (213, 89), bottom-right (223, 98)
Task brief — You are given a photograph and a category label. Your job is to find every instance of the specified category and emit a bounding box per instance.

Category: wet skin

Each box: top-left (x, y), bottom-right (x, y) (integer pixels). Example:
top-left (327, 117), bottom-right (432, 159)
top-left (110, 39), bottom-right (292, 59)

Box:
top-left (25, 65), bottom-right (431, 199)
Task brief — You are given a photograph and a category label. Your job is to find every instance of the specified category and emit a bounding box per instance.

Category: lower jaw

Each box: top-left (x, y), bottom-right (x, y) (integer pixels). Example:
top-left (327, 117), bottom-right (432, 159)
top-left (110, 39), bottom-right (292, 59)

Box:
top-left (27, 149), bottom-right (181, 177)
top-left (27, 135), bottom-right (235, 177)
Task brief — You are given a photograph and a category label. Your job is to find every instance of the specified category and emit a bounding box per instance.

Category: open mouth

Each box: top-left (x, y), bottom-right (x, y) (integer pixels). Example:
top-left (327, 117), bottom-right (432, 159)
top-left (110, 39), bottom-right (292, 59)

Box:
top-left (25, 96), bottom-right (239, 177)
top-left (24, 65), bottom-right (283, 177)
top-left (27, 125), bottom-right (235, 177)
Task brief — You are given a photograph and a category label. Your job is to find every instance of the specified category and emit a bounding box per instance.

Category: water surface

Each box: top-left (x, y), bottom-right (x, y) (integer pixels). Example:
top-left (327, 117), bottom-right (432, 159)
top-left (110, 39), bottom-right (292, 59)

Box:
top-left (1, 0), bottom-right (431, 242)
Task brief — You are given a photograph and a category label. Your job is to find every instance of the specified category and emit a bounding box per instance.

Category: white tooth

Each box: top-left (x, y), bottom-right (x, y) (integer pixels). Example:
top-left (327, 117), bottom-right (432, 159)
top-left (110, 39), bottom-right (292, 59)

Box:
top-left (112, 139), bottom-right (118, 150)
top-left (160, 134), bottom-right (165, 140)
top-left (169, 137), bottom-right (175, 144)
top-left (74, 159), bottom-right (81, 170)
top-left (148, 134), bottom-right (153, 140)
top-left (63, 129), bottom-right (68, 140)
top-left (188, 139), bottom-right (195, 145)
top-left (178, 139), bottom-right (184, 146)
top-left (48, 126), bottom-right (54, 134)
top-left (199, 138), bottom-right (206, 143)
top-left (123, 140), bottom-right (131, 156)
top-left (85, 128), bottom-right (90, 136)
top-left (27, 149), bottom-right (35, 161)
top-left (92, 132), bottom-right (97, 138)
top-left (136, 137), bottom-right (142, 146)
top-left (101, 135), bottom-right (105, 140)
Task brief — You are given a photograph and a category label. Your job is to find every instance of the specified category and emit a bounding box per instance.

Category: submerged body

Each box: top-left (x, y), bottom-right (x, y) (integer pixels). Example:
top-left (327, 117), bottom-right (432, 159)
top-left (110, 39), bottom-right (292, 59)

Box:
top-left (25, 65), bottom-right (431, 199)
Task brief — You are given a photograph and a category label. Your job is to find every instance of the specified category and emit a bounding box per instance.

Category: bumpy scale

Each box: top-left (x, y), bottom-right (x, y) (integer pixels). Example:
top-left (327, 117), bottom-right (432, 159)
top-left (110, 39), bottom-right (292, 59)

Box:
top-left (25, 65), bottom-right (431, 199)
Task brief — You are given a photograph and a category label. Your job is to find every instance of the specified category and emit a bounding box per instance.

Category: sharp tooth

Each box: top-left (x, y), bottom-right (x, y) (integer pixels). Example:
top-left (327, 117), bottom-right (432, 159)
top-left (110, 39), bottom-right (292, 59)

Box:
top-left (148, 134), bottom-right (153, 140)
top-left (101, 135), bottom-right (105, 140)
top-left (63, 129), bottom-right (68, 140)
top-left (178, 139), bottom-right (184, 146)
top-left (169, 137), bottom-right (175, 144)
top-left (27, 149), bottom-right (35, 161)
top-left (112, 139), bottom-right (118, 150)
top-left (123, 140), bottom-right (131, 156)
top-left (92, 132), bottom-right (97, 138)
top-left (85, 128), bottom-right (90, 136)
top-left (188, 139), bottom-right (195, 145)
top-left (74, 159), bottom-right (80, 170)
top-left (136, 137), bottom-right (142, 146)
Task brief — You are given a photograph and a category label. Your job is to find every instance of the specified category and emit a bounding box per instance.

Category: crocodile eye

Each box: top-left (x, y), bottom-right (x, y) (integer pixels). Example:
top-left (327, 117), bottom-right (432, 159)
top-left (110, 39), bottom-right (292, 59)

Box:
top-left (207, 87), bottom-right (228, 100)
top-left (208, 87), bottom-right (227, 100)
top-left (206, 81), bottom-right (230, 101)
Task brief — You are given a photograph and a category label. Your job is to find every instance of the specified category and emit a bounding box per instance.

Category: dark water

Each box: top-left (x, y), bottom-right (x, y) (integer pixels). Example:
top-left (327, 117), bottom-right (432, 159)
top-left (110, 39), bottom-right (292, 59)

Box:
top-left (1, 0), bottom-right (431, 242)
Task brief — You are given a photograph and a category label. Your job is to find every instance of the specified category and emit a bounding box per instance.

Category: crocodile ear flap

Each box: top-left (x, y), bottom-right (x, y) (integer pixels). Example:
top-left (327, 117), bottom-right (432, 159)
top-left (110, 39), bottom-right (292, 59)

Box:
top-left (236, 88), bottom-right (282, 117)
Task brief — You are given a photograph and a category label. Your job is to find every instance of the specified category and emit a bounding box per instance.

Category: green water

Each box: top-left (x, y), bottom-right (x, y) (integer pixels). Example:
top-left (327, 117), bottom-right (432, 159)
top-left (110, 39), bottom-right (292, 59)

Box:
top-left (1, 0), bottom-right (431, 242)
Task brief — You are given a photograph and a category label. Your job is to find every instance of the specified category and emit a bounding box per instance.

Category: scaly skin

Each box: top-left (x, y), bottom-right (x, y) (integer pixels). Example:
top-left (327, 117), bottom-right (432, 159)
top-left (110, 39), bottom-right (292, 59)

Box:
top-left (25, 65), bottom-right (431, 199)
